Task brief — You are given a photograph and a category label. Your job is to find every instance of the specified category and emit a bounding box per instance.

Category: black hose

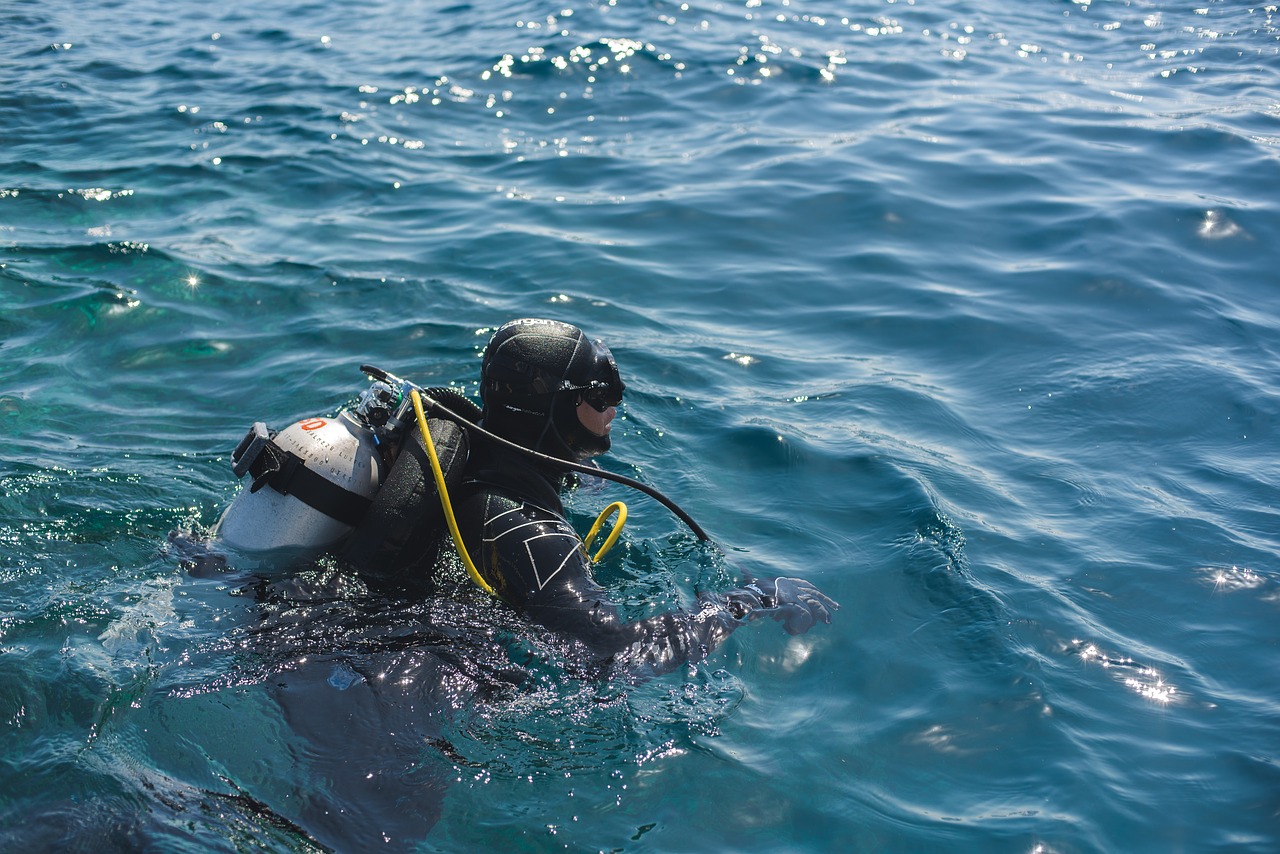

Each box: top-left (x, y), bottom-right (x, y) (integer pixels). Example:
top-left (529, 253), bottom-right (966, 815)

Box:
top-left (418, 392), bottom-right (711, 542)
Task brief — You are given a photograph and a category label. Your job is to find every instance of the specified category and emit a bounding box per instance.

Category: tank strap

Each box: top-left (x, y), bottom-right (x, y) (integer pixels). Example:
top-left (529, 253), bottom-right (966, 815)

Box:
top-left (231, 423), bottom-right (372, 526)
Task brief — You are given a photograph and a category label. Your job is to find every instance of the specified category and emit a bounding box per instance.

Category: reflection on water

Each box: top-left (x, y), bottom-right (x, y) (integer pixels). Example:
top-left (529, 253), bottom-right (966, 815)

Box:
top-left (4, 0), bottom-right (1280, 849)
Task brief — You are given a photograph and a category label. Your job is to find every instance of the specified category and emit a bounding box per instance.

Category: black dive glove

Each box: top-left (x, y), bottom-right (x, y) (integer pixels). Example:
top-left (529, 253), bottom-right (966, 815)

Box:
top-left (724, 576), bottom-right (839, 635)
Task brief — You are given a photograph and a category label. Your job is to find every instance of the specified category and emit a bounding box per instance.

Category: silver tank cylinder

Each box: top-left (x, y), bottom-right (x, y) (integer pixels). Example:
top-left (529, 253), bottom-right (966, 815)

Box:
top-left (214, 412), bottom-right (383, 553)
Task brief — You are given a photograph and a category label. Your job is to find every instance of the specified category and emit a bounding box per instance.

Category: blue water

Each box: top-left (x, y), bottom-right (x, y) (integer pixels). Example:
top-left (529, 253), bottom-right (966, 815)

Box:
top-left (3, 0), bottom-right (1279, 850)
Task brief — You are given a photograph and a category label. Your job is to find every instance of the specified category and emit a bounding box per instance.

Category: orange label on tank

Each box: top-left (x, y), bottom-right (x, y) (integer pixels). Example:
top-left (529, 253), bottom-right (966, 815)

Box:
top-left (299, 418), bottom-right (327, 431)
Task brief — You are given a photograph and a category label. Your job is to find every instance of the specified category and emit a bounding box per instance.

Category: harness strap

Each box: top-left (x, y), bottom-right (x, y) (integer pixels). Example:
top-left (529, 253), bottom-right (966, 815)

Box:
top-left (233, 424), bottom-right (372, 527)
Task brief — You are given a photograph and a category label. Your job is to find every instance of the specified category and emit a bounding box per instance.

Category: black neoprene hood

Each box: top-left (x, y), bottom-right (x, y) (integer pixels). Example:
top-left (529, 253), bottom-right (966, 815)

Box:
top-left (479, 318), bottom-right (624, 462)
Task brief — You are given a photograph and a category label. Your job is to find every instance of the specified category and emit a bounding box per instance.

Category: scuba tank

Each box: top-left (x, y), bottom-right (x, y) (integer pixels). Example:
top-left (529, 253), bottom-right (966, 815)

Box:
top-left (213, 367), bottom-right (479, 568)
top-left (214, 413), bottom-right (379, 552)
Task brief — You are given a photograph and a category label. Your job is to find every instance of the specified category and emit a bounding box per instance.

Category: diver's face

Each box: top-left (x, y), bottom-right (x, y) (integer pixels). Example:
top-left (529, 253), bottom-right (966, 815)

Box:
top-left (576, 398), bottom-right (615, 437)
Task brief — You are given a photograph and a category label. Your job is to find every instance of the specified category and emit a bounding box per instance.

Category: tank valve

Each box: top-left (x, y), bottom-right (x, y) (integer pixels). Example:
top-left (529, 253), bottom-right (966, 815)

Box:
top-left (356, 382), bottom-right (398, 427)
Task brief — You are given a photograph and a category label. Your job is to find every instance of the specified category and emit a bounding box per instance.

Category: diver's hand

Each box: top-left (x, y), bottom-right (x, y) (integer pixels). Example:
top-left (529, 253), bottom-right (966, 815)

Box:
top-left (747, 576), bottom-right (839, 635)
top-left (724, 577), bottom-right (838, 635)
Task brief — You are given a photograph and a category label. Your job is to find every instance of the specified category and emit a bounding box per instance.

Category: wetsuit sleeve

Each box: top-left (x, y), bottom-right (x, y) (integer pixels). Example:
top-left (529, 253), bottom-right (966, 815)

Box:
top-left (456, 488), bottom-right (747, 678)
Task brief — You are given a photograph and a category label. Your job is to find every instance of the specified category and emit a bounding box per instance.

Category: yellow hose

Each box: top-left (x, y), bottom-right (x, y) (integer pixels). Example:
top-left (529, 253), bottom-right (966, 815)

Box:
top-left (583, 501), bottom-right (627, 563)
top-left (410, 389), bottom-right (498, 598)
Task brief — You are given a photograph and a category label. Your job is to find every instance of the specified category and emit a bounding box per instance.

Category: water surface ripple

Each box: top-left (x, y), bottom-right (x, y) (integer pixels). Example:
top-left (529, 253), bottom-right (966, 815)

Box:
top-left (3, 0), bottom-right (1278, 851)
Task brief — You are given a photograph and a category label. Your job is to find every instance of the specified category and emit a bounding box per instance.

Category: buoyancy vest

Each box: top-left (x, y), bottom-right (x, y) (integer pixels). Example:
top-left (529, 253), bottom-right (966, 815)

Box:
top-left (339, 388), bottom-right (481, 576)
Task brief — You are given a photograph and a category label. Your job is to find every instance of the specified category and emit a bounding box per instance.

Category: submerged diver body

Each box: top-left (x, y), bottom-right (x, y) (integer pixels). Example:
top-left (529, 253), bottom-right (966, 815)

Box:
top-left (451, 318), bottom-right (837, 677)
top-left (177, 318), bottom-right (837, 849)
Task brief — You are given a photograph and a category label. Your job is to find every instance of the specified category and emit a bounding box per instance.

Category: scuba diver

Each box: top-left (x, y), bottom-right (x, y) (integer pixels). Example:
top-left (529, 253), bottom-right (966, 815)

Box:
top-left (445, 318), bottom-right (837, 677)
top-left (216, 318), bottom-right (837, 677)
top-left (196, 318), bottom-right (837, 849)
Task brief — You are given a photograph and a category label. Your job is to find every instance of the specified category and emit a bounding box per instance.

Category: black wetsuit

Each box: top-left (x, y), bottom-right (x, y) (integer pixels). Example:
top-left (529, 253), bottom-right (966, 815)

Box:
top-left (453, 442), bottom-right (747, 678)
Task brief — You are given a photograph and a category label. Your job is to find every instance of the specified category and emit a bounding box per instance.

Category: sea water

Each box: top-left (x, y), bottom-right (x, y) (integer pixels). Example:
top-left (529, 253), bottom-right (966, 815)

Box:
top-left (2, 0), bottom-right (1278, 851)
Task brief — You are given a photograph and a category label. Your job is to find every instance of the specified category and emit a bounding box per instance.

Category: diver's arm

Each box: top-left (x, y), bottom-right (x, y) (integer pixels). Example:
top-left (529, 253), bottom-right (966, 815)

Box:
top-left (524, 568), bottom-right (749, 678)
top-left (526, 571), bottom-right (837, 676)
top-left (458, 490), bottom-right (749, 676)
top-left (521, 545), bottom-right (838, 676)
top-left (458, 489), bottom-right (834, 677)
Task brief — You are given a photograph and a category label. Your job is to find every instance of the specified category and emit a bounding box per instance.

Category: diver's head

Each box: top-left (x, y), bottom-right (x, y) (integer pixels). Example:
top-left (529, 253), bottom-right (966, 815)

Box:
top-left (480, 318), bottom-right (624, 462)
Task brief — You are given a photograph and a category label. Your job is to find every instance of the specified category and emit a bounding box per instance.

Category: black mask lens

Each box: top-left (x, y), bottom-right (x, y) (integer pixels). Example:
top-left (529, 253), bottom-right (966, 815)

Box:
top-left (581, 340), bottom-right (624, 411)
top-left (582, 381), bottom-right (622, 412)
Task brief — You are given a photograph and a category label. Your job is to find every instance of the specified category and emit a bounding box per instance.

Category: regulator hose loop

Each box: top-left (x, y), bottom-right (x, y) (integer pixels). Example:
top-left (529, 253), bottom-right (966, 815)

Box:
top-left (583, 501), bottom-right (627, 564)
top-left (410, 388), bottom-right (499, 598)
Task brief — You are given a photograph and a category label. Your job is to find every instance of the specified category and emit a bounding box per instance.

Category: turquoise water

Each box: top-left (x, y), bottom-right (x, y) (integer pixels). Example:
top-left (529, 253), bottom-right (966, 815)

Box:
top-left (3, 0), bottom-right (1279, 850)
